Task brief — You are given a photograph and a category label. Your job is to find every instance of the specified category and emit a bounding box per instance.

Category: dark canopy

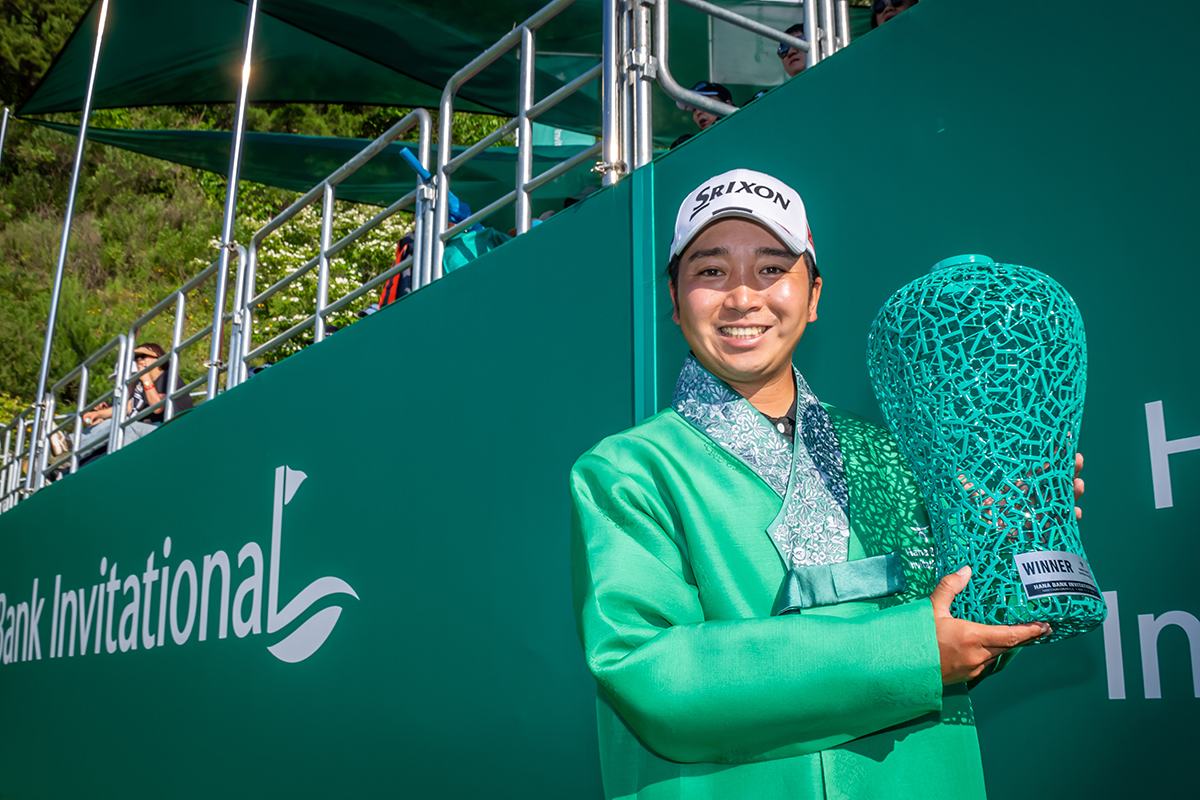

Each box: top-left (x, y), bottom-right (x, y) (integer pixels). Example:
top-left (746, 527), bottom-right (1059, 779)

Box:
top-left (32, 120), bottom-right (600, 225)
top-left (20, 0), bottom-right (871, 145)
top-left (19, 0), bottom-right (600, 131)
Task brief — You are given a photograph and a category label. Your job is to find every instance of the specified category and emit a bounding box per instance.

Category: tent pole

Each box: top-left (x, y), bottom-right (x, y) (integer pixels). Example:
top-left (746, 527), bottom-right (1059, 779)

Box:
top-left (433, 89), bottom-right (453, 283)
top-left (0, 108), bottom-right (10, 175)
top-left (820, 0), bottom-right (835, 60)
top-left (835, 0), bottom-right (850, 50)
top-left (631, 1), bottom-right (653, 169)
top-left (805, 0), bottom-right (820, 68)
top-left (26, 0), bottom-right (111, 495)
top-left (515, 26), bottom-right (535, 236)
top-left (207, 0), bottom-right (260, 400)
top-left (415, 109), bottom-right (434, 291)
top-left (600, 0), bottom-right (624, 186)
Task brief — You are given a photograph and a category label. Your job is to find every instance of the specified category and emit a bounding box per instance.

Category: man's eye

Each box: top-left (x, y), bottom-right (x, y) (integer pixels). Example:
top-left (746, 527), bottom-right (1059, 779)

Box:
top-left (762, 265), bottom-right (786, 274)
top-left (698, 267), bottom-right (723, 277)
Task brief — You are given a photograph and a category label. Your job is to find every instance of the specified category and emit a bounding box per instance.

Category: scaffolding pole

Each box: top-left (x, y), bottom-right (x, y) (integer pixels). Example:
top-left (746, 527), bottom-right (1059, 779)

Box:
top-left (26, 0), bottom-right (111, 494)
top-left (0, 108), bottom-right (10, 174)
top-left (206, 0), bottom-right (261, 399)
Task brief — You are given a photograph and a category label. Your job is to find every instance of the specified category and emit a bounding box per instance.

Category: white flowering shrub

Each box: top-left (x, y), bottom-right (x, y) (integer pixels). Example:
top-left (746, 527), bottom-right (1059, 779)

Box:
top-left (242, 202), bottom-right (413, 362)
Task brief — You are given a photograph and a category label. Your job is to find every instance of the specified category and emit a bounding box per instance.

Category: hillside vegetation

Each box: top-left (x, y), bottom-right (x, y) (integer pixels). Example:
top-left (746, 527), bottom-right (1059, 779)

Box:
top-left (0, 0), bottom-right (508, 422)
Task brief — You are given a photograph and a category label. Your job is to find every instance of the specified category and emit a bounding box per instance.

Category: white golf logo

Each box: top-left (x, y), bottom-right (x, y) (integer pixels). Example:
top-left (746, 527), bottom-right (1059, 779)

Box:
top-left (266, 465), bottom-right (359, 663)
top-left (0, 465), bottom-right (358, 667)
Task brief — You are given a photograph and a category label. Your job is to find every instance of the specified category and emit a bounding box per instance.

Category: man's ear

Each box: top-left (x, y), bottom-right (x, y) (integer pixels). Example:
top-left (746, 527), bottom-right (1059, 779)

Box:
top-left (808, 276), bottom-right (823, 323)
top-left (670, 281), bottom-right (680, 325)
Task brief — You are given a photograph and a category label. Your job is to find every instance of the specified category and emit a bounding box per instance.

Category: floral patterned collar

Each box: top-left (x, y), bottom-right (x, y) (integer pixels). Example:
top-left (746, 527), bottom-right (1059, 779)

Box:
top-left (671, 354), bottom-right (850, 569)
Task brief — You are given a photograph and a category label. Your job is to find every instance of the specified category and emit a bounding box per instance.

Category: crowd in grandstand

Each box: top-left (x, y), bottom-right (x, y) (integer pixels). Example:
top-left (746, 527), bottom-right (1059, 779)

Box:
top-left (672, 0), bottom-right (917, 148)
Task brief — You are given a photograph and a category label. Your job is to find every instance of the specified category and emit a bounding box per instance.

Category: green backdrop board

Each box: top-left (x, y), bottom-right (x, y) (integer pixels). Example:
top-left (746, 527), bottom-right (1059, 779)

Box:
top-left (2, 1), bottom-right (1198, 797)
top-left (0, 184), bottom-right (632, 798)
top-left (649, 1), bottom-right (1200, 796)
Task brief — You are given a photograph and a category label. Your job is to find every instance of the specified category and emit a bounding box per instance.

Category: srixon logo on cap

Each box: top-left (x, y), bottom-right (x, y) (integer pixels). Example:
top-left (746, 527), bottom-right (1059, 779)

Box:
top-left (689, 178), bottom-right (792, 220)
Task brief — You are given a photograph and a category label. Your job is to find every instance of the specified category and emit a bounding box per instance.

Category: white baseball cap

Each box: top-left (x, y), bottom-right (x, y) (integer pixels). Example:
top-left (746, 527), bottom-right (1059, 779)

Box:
top-left (669, 168), bottom-right (816, 265)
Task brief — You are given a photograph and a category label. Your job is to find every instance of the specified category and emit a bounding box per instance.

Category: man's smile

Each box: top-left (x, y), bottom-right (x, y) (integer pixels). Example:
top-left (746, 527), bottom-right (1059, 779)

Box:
top-left (719, 325), bottom-right (768, 339)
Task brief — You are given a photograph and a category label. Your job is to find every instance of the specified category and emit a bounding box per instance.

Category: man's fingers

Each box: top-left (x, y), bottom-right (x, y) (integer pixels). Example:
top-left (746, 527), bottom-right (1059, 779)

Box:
top-left (930, 566), bottom-right (971, 616)
top-left (1075, 452), bottom-right (1084, 477)
top-left (981, 621), bottom-right (1050, 651)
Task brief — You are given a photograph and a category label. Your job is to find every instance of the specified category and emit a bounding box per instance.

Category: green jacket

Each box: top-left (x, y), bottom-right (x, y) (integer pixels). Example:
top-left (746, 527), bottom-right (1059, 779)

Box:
top-left (571, 406), bottom-right (990, 800)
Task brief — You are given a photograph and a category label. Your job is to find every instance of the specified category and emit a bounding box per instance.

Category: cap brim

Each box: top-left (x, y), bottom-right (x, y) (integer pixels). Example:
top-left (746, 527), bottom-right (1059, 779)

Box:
top-left (672, 208), bottom-right (811, 262)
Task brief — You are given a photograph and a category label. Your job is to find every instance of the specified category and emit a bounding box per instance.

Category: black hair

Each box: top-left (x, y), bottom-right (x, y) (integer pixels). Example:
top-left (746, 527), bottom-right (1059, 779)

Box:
top-left (136, 342), bottom-right (167, 360)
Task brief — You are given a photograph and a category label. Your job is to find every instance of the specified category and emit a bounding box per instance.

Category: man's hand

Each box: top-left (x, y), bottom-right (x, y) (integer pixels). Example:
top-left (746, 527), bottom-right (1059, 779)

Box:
top-left (932, 566), bottom-right (1049, 685)
top-left (957, 452), bottom-right (1086, 534)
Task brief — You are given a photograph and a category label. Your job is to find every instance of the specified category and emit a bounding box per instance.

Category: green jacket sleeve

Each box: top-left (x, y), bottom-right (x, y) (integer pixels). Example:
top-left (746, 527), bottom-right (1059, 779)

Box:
top-left (570, 448), bottom-right (945, 766)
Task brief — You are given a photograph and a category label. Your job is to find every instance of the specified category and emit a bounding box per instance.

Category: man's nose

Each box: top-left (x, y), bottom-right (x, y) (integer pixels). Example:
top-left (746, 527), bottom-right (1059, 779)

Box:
top-left (724, 282), bottom-right (763, 314)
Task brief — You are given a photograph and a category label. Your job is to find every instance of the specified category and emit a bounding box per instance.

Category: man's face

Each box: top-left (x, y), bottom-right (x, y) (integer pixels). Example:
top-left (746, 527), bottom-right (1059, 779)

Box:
top-left (692, 107), bottom-right (720, 131)
top-left (671, 217), bottom-right (821, 394)
top-left (781, 44), bottom-right (807, 78)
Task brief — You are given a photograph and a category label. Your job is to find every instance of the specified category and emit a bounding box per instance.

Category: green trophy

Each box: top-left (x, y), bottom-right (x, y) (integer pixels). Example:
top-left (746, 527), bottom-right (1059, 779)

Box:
top-left (867, 254), bottom-right (1105, 644)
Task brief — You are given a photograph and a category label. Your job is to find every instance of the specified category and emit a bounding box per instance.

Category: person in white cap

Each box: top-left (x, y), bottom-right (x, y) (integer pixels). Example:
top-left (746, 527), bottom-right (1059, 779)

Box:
top-left (570, 169), bottom-right (1070, 799)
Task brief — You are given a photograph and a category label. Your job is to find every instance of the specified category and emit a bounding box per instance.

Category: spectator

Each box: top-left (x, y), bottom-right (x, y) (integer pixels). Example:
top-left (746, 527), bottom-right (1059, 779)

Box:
top-left (671, 81), bottom-right (735, 148)
top-left (442, 226), bottom-right (513, 274)
top-left (872, 0), bottom-right (918, 28)
top-left (778, 23), bottom-right (808, 78)
top-left (76, 343), bottom-right (193, 458)
top-left (677, 81), bottom-right (734, 132)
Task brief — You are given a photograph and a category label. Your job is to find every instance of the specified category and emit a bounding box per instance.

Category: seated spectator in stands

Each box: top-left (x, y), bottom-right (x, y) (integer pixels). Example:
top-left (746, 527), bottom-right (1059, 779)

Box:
top-left (670, 81), bottom-right (735, 148)
top-left (76, 343), bottom-right (193, 457)
top-left (779, 23), bottom-right (808, 78)
top-left (872, 0), bottom-right (918, 27)
top-left (442, 226), bottom-right (513, 274)
top-left (361, 234), bottom-right (416, 317)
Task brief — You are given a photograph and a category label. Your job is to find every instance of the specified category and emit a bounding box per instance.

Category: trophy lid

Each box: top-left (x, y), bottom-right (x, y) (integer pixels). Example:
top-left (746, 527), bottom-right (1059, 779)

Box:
top-left (931, 253), bottom-right (995, 271)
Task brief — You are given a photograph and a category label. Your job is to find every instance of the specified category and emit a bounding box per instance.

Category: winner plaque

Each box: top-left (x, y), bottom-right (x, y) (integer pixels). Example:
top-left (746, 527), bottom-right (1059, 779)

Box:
top-left (867, 254), bottom-right (1105, 644)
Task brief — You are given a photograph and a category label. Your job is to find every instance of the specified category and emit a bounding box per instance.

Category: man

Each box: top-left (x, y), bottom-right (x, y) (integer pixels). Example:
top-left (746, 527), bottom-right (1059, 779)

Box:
top-left (76, 343), bottom-right (193, 457)
top-left (570, 169), bottom-right (1076, 798)
top-left (670, 81), bottom-right (735, 149)
top-left (779, 22), bottom-right (808, 79)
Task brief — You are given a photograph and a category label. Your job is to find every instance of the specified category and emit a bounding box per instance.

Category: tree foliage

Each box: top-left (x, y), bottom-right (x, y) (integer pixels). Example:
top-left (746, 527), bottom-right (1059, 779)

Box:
top-left (0, 0), bottom-right (86, 108)
top-left (0, 0), bottom-right (512, 421)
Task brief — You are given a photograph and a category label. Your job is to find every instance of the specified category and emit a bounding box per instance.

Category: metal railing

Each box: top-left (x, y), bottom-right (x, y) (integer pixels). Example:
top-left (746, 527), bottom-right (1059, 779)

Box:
top-left (127, 251), bottom-right (246, 421)
top-left (39, 334), bottom-right (128, 482)
top-left (1, 405), bottom-right (35, 512)
top-left (2, 0), bottom-right (859, 512)
top-left (230, 108), bottom-right (433, 384)
top-left (31, 245), bottom-right (248, 487)
top-left (654, 0), bottom-right (848, 119)
top-left (432, 0), bottom-right (604, 278)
